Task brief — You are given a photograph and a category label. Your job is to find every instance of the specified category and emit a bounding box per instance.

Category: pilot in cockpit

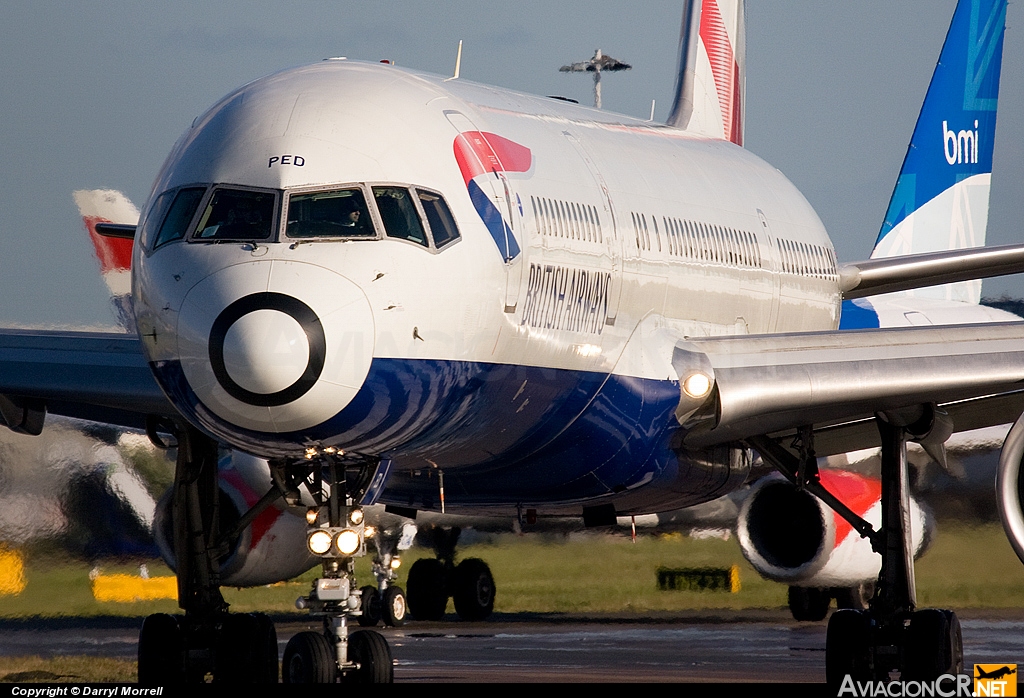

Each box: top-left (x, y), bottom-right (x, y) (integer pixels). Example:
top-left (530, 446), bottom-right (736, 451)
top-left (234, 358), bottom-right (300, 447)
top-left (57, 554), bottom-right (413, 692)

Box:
top-left (341, 208), bottom-right (362, 228)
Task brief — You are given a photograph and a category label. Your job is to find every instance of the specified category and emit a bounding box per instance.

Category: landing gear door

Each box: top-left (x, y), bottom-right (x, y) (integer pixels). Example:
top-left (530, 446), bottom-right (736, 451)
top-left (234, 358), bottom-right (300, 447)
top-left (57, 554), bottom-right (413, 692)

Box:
top-left (445, 110), bottom-right (528, 313)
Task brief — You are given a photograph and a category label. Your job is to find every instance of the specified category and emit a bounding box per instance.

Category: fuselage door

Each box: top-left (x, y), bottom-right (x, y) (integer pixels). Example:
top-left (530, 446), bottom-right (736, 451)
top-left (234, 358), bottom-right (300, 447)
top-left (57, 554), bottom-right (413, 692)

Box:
top-left (562, 130), bottom-right (622, 326)
top-left (756, 208), bottom-right (782, 332)
top-left (445, 110), bottom-right (526, 312)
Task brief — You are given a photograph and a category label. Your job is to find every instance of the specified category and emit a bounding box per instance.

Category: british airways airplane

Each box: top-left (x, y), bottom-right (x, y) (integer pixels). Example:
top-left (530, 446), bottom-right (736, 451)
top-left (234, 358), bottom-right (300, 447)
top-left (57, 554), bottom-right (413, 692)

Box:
top-left (6, 0), bottom-right (1024, 686)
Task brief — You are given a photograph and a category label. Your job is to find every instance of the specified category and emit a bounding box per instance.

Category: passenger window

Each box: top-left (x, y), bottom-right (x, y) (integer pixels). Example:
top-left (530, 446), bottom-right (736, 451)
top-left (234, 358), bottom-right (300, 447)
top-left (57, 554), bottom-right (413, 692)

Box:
top-left (417, 190), bottom-right (461, 248)
top-left (374, 187), bottom-right (428, 246)
top-left (154, 188), bottom-right (205, 249)
top-left (286, 187), bottom-right (374, 239)
top-left (194, 188), bottom-right (276, 241)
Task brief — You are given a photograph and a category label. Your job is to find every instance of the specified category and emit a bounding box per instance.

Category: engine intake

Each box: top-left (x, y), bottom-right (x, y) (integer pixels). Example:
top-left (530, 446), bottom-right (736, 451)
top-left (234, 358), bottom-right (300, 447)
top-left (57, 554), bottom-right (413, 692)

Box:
top-left (737, 470), bottom-right (929, 586)
top-left (153, 453), bottom-right (315, 587)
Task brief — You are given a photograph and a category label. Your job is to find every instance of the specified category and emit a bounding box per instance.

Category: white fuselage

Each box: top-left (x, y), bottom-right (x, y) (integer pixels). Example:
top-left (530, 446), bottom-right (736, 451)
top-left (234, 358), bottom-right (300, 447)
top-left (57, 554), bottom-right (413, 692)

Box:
top-left (132, 60), bottom-right (841, 513)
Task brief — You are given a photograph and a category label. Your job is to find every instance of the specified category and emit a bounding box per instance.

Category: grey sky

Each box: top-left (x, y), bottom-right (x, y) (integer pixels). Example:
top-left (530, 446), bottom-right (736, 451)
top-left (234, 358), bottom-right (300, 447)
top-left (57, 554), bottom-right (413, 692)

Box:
top-left (1, 1), bottom-right (1021, 327)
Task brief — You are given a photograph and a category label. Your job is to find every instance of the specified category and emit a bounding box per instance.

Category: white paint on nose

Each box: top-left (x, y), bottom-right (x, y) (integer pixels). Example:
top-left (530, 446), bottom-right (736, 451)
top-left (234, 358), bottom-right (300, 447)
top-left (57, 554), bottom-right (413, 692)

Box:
top-left (221, 308), bottom-right (310, 395)
top-left (177, 260), bottom-right (374, 434)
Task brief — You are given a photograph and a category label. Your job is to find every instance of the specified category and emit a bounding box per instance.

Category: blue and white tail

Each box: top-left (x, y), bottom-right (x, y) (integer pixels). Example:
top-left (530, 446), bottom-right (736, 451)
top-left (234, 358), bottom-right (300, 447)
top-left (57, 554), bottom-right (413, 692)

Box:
top-left (870, 0), bottom-right (1007, 304)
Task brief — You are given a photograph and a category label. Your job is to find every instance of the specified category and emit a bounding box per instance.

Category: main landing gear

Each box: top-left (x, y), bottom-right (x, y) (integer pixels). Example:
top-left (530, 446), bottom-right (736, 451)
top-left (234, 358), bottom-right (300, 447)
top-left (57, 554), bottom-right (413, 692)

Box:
top-left (137, 425), bottom-right (393, 684)
top-left (751, 409), bottom-right (963, 687)
top-left (137, 424), bottom-right (279, 684)
top-left (406, 526), bottom-right (496, 621)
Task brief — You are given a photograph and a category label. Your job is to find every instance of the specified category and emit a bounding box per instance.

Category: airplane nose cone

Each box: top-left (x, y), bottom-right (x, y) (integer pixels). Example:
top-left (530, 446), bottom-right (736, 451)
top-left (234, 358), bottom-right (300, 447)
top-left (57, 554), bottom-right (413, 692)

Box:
top-left (221, 309), bottom-right (311, 397)
top-left (176, 261), bottom-right (373, 433)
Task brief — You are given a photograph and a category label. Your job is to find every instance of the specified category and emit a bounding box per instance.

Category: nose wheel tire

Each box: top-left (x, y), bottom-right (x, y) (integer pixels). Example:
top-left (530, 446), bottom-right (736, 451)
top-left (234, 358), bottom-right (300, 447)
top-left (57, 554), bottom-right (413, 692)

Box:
top-left (407, 558), bottom-right (448, 620)
top-left (358, 585), bottom-right (382, 627)
top-left (382, 585), bottom-right (408, 627)
top-left (346, 630), bottom-right (394, 684)
top-left (283, 631), bottom-right (336, 684)
top-left (453, 558), bottom-right (495, 621)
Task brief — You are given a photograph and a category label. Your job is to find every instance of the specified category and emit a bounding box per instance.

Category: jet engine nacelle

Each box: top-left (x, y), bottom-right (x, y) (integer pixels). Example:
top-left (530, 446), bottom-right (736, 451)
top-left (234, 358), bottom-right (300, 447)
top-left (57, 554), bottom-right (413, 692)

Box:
top-left (997, 412), bottom-right (1024, 567)
top-left (736, 470), bottom-right (930, 586)
top-left (153, 452), bottom-right (316, 587)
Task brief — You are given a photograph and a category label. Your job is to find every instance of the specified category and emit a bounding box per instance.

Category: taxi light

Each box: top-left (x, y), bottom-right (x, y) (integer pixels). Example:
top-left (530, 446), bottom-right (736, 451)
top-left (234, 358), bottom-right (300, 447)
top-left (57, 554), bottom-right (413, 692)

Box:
top-left (682, 373), bottom-right (712, 399)
top-left (307, 529), bottom-right (333, 555)
top-left (364, 525), bottom-right (376, 538)
top-left (349, 508), bottom-right (364, 525)
top-left (305, 508), bottom-right (319, 525)
top-left (390, 558), bottom-right (401, 570)
top-left (336, 529), bottom-right (360, 555)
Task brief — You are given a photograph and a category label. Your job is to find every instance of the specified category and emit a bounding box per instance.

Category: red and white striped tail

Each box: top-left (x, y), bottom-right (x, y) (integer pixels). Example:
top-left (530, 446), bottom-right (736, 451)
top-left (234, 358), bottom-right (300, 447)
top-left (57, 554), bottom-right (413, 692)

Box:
top-left (667, 0), bottom-right (746, 146)
top-left (73, 189), bottom-right (138, 329)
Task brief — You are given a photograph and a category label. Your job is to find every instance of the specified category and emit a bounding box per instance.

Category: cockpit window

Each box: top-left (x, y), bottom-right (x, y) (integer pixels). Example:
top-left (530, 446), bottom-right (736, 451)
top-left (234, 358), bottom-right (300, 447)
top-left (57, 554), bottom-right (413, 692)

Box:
top-left (417, 190), bottom-right (460, 249)
top-left (193, 188), bottom-right (276, 241)
top-left (154, 187), bottom-right (205, 249)
top-left (373, 186), bottom-right (428, 247)
top-left (138, 186), bottom-right (207, 252)
top-left (137, 190), bottom-right (175, 252)
top-left (286, 187), bottom-right (375, 239)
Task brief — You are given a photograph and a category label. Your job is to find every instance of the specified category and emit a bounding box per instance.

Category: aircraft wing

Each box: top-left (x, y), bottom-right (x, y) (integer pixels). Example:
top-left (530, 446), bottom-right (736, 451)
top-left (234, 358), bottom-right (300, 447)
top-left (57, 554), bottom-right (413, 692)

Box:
top-left (786, 390), bottom-right (1024, 458)
top-left (674, 322), bottom-right (1024, 450)
top-left (0, 328), bottom-right (174, 433)
top-left (839, 244), bottom-right (1024, 299)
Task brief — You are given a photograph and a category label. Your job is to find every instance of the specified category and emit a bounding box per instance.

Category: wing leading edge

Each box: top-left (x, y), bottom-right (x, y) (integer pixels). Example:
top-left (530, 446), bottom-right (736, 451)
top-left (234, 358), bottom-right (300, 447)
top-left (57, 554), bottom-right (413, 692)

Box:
top-left (674, 322), bottom-right (1024, 450)
top-left (0, 329), bottom-right (174, 433)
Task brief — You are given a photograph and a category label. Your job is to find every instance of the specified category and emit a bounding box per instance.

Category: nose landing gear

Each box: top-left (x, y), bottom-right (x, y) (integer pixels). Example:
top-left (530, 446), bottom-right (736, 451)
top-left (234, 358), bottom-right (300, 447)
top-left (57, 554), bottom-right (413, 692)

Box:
top-left (281, 448), bottom-right (394, 683)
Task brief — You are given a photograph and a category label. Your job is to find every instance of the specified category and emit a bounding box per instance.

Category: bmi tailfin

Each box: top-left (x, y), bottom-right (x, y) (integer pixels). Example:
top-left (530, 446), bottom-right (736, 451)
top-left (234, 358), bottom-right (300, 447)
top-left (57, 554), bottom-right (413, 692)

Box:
top-left (870, 0), bottom-right (1007, 304)
top-left (667, 0), bottom-right (745, 145)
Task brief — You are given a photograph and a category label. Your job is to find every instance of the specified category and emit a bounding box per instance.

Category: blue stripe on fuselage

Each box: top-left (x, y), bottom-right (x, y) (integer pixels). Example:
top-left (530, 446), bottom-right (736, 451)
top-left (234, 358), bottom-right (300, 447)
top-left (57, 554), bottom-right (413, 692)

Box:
top-left (468, 179), bottom-right (521, 261)
top-left (151, 357), bottom-right (737, 508)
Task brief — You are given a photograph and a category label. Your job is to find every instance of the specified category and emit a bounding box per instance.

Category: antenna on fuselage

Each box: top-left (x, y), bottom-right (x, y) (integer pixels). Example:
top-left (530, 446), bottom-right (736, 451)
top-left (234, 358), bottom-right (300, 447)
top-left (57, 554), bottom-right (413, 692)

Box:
top-left (559, 49), bottom-right (631, 109)
top-left (444, 40), bottom-right (463, 82)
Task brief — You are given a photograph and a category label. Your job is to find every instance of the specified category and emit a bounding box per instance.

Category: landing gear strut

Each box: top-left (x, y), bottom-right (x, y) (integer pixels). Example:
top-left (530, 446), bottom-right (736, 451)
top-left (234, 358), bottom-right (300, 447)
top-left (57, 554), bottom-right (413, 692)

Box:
top-left (751, 410), bottom-right (964, 685)
top-left (406, 526), bottom-right (496, 621)
top-left (137, 427), bottom-right (393, 684)
top-left (281, 449), bottom-right (393, 683)
top-left (358, 522), bottom-right (410, 628)
top-left (137, 425), bottom-right (279, 684)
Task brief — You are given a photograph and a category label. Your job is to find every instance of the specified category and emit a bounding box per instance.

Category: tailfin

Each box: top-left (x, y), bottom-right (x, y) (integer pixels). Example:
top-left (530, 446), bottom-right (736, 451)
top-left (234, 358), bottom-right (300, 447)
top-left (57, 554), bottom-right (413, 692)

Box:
top-left (667, 0), bottom-right (746, 146)
top-left (869, 0), bottom-right (1007, 304)
top-left (73, 189), bottom-right (138, 331)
